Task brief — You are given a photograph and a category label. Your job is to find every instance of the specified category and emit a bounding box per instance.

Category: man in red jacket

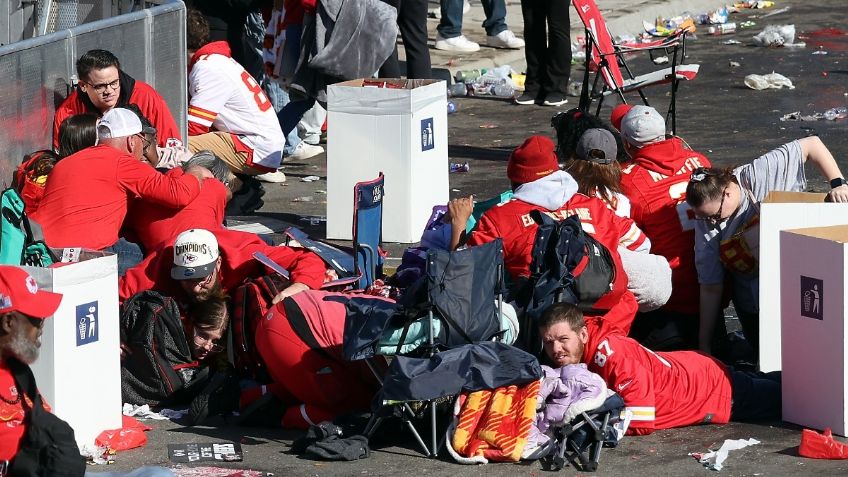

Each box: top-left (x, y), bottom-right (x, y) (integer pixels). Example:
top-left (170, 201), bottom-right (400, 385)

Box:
top-left (33, 108), bottom-right (212, 275)
top-left (120, 228), bottom-right (325, 305)
top-left (537, 302), bottom-right (780, 435)
top-left (53, 49), bottom-right (182, 149)
top-left (0, 266), bottom-right (63, 463)
top-left (615, 105), bottom-right (712, 349)
top-left (449, 135), bottom-right (647, 334)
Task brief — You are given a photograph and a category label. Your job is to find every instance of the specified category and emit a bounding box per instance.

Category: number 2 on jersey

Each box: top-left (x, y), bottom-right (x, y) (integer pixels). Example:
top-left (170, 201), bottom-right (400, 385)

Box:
top-left (241, 71), bottom-right (271, 112)
top-left (669, 182), bottom-right (696, 232)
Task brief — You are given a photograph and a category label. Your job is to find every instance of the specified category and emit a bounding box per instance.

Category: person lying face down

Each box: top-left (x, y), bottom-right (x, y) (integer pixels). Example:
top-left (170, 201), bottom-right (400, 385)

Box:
top-left (537, 302), bottom-right (781, 436)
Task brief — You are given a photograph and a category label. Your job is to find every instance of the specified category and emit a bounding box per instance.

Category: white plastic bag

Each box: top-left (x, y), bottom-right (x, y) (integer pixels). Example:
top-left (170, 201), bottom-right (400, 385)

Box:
top-left (744, 72), bottom-right (794, 90)
top-left (753, 24), bottom-right (796, 47)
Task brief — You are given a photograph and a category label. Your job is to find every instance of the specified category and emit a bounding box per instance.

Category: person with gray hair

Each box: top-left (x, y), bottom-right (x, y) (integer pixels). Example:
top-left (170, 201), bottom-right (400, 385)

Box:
top-left (32, 108), bottom-right (213, 275)
top-left (123, 149), bottom-right (234, 253)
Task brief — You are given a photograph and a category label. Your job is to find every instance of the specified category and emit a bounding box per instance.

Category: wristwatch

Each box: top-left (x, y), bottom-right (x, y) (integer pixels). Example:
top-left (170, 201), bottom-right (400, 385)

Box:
top-left (830, 177), bottom-right (848, 189)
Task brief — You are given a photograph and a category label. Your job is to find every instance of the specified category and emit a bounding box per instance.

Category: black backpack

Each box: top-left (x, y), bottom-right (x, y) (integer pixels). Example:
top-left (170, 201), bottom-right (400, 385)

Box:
top-left (119, 291), bottom-right (210, 407)
top-left (7, 358), bottom-right (86, 477)
top-left (517, 211), bottom-right (615, 351)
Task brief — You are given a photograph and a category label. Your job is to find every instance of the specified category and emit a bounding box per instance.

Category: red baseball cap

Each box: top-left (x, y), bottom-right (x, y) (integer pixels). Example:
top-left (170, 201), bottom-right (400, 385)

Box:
top-left (0, 266), bottom-right (62, 319)
top-left (610, 103), bottom-right (634, 131)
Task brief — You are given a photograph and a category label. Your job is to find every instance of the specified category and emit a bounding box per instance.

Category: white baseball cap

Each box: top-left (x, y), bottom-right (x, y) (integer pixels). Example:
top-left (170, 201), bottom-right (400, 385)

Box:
top-left (97, 107), bottom-right (143, 140)
top-left (171, 229), bottom-right (220, 280)
top-left (620, 105), bottom-right (666, 146)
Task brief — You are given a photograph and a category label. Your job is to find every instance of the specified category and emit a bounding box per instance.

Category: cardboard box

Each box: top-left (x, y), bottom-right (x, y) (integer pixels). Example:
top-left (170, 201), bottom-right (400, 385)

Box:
top-left (24, 252), bottom-right (122, 447)
top-left (759, 192), bottom-right (848, 372)
top-left (326, 79), bottom-right (449, 243)
top-left (780, 225), bottom-right (848, 435)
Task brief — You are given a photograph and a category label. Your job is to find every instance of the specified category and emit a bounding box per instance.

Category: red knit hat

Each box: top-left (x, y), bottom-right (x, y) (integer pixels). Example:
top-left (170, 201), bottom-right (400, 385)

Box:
top-left (507, 135), bottom-right (559, 185)
top-left (610, 103), bottom-right (634, 131)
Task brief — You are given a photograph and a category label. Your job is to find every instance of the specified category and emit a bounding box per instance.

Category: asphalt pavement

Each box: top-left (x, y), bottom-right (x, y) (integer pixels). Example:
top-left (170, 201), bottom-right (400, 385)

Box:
top-left (98, 0), bottom-right (848, 475)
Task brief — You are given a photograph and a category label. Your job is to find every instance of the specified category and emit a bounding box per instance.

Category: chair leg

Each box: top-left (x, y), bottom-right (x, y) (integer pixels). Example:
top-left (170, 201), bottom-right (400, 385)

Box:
top-left (430, 401), bottom-right (438, 457)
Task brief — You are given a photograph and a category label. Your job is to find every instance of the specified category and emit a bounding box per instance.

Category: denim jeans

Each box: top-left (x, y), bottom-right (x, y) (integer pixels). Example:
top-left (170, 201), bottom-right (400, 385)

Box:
top-left (437, 0), bottom-right (507, 38)
top-left (105, 238), bottom-right (144, 277)
top-left (262, 77), bottom-right (301, 155)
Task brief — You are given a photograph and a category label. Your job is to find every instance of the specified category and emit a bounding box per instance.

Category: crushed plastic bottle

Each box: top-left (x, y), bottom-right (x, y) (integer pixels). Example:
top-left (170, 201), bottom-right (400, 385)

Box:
top-left (823, 107), bottom-right (848, 121)
top-left (450, 162), bottom-right (470, 173)
top-left (490, 82), bottom-right (515, 98)
top-left (448, 82), bottom-right (468, 97)
top-left (708, 22), bottom-right (737, 35)
top-left (447, 101), bottom-right (458, 114)
top-left (567, 80), bottom-right (583, 97)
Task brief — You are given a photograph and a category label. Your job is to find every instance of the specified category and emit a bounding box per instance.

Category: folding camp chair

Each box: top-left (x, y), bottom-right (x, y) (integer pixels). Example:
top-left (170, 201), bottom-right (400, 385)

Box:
top-left (540, 392), bottom-right (625, 472)
top-left (281, 173), bottom-right (385, 290)
top-left (572, 0), bottom-right (700, 134)
top-left (343, 239), bottom-right (525, 457)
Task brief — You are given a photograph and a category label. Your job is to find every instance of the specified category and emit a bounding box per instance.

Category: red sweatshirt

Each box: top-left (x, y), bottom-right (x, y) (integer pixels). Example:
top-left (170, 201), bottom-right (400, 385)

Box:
top-left (123, 170), bottom-right (227, 252)
top-left (32, 145), bottom-right (201, 250)
top-left (119, 228), bottom-right (325, 301)
top-left (619, 137), bottom-right (711, 315)
top-left (53, 71), bottom-right (182, 148)
top-left (582, 317), bottom-right (732, 435)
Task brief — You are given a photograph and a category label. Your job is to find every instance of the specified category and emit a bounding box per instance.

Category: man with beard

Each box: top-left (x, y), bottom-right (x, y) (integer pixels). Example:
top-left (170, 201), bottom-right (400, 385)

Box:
top-left (0, 266), bottom-right (63, 462)
top-left (119, 228), bottom-right (325, 305)
top-left (537, 302), bottom-right (781, 435)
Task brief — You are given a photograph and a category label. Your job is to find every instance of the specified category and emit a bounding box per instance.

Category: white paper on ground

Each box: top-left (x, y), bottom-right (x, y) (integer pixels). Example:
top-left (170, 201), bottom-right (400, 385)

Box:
top-left (690, 438), bottom-right (760, 471)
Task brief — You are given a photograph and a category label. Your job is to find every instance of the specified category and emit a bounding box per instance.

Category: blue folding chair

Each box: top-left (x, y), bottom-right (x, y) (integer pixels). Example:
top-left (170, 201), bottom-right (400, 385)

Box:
top-left (281, 173), bottom-right (385, 290)
top-left (352, 173), bottom-right (385, 290)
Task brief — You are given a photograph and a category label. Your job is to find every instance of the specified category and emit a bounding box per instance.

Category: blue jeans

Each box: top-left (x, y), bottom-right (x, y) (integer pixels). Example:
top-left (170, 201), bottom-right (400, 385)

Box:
top-left (278, 98), bottom-right (316, 147)
top-left (263, 78), bottom-right (301, 155)
top-left (105, 238), bottom-right (144, 277)
top-left (437, 0), bottom-right (507, 38)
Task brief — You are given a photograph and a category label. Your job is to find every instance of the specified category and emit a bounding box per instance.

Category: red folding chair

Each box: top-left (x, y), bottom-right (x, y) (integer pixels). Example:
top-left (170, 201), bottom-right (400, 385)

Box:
top-left (572, 0), bottom-right (699, 134)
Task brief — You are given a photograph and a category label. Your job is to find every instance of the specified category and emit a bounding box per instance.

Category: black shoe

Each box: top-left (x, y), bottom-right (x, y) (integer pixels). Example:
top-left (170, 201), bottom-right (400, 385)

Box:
top-left (542, 93), bottom-right (568, 107)
top-left (188, 372), bottom-right (241, 425)
top-left (515, 92), bottom-right (538, 105)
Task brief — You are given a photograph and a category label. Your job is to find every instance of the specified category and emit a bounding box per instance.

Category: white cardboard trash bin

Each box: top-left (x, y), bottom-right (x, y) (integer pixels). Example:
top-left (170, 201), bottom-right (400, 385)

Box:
top-left (24, 251), bottom-right (122, 447)
top-left (780, 225), bottom-right (848, 435)
top-left (326, 79), bottom-right (449, 243)
top-left (758, 191), bottom-right (848, 372)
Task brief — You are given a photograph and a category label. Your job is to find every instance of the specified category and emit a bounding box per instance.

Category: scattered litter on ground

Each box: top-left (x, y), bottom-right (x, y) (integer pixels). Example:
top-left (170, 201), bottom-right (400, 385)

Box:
top-left (292, 196), bottom-right (313, 202)
top-left (653, 55), bottom-right (669, 65)
top-left (729, 61), bottom-right (741, 67)
top-left (169, 442), bottom-right (244, 463)
top-left (450, 162), bottom-right (470, 173)
top-left (171, 466), bottom-right (265, 477)
top-left (479, 124), bottom-right (498, 129)
top-left (753, 24), bottom-right (805, 47)
top-left (301, 175), bottom-right (320, 182)
top-left (299, 216), bottom-right (326, 225)
top-left (81, 444), bottom-right (113, 465)
top-left (799, 428), bottom-right (848, 459)
top-left (744, 72), bottom-right (794, 90)
top-left (123, 403), bottom-right (186, 420)
top-left (812, 50), bottom-right (828, 55)
top-left (759, 6), bottom-right (791, 18)
top-left (689, 438), bottom-right (760, 471)
top-left (733, 0), bottom-right (773, 9)
top-left (780, 107), bottom-right (847, 121)
top-left (723, 39), bottom-right (742, 45)
top-left (709, 23), bottom-right (736, 35)
top-left (315, 189), bottom-right (327, 194)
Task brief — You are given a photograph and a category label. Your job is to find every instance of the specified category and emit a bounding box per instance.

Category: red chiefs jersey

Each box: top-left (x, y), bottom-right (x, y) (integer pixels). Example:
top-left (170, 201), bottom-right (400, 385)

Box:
top-left (53, 72), bottom-right (182, 149)
top-left (469, 194), bottom-right (646, 333)
top-left (123, 171), bottom-right (227, 252)
top-left (619, 137), bottom-right (711, 315)
top-left (119, 228), bottom-right (325, 302)
top-left (583, 317), bottom-right (731, 435)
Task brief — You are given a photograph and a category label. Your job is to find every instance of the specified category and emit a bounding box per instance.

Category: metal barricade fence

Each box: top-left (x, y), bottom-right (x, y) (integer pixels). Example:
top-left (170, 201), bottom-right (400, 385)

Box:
top-left (0, 0), bottom-right (186, 187)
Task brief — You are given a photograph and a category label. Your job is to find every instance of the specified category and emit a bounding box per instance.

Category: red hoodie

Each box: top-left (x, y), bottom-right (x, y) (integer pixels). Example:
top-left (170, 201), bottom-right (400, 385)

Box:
top-left (619, 137), bottom-right (711, 315)
top-left (582, 316), bottom-right (731, 435)
top-left (119, 228), bottom-right (325, 302)
top-left (469, 193), bottom-right (646, 334)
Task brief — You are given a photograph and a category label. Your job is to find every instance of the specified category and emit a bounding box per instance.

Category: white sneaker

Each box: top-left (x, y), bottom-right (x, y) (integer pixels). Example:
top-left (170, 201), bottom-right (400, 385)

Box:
top-left (463, 0), bottom-right (471, 13)
top-left (256, 170), bottom-right (287, 183)
top-left (288, 142), bottom-right (324, 161)
top-left (435, 34), bottom-right (480, 53)
top-left (486, 30), bottom-right (525, 49)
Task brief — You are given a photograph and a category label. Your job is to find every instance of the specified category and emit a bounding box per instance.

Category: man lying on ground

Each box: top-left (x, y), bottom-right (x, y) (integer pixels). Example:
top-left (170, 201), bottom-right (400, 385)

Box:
top-left (537, 302), bottom-right (781, 435)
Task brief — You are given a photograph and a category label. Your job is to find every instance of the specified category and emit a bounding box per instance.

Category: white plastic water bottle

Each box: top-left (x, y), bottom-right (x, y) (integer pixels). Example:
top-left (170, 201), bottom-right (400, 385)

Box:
top-left (491, 82), bottom-right (515, 98)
